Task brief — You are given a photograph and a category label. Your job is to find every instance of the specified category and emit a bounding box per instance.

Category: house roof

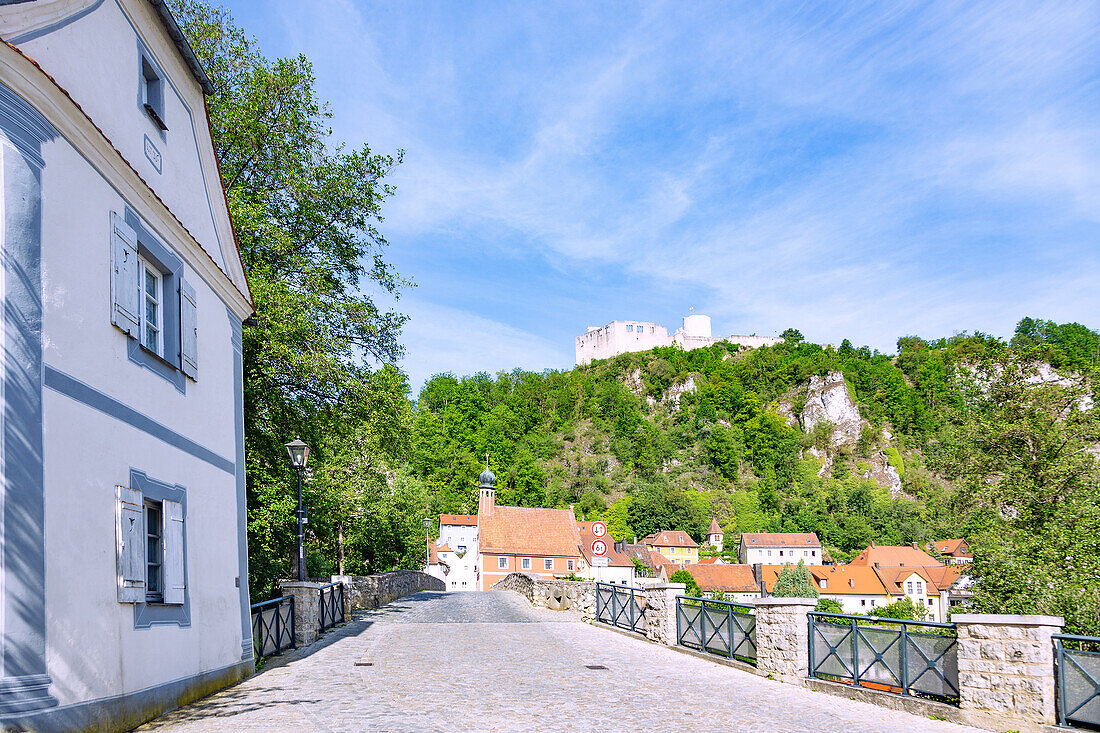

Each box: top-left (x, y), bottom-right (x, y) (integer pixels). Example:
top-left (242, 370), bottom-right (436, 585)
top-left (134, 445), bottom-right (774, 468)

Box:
top-left (760, 564), bottom-right (887, 596)
top-left (577, 531), bottom-right (633, 567)
top-left (479, 505), bottom-right (581, 558)
top-left (697, 557), bottom-right (723, 565)
top-left (436, 543), bottom-right (453, 553)
top-left (643, 530), bottom-right (699, 548)
top-left (708, 518), bottom-right (723, 536)
top-left (688, 564), bottom-right (758, 593)
top-left (740, 532), bottom-right (821, 548)
top-left (439, 514), bottom-right (477, 526)
top-left (932, 539), bottom-right (972, 557)
top-left (850, 543), bottom-right (941, 568)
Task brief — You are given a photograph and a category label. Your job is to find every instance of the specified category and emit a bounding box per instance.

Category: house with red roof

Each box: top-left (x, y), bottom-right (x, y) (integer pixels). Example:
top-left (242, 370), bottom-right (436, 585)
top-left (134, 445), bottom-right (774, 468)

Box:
top-left (476, 467), bottom-right (583, 590)
top-left (643, 530), bottom-right (699, 564)
top-left (927, 538), bottom-right (974, 564)
top-left (426, 514), bottom-right (479, 591)
top-left (740, 533), bottom-right (822, 565)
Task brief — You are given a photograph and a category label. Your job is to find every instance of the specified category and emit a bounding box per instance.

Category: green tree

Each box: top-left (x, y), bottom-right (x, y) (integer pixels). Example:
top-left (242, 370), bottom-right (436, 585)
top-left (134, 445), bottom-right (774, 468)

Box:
top-left (815, 598), bottom-right (844, 614)
top-left (772, 560), bottom-right (819, 598)
top-left (670, 569), bottom-right (701, 598)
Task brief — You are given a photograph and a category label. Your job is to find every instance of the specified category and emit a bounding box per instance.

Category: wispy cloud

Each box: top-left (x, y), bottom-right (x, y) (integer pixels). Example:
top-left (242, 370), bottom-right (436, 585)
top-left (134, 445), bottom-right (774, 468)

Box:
top-left (233, 0), bottom-right (1100, 378)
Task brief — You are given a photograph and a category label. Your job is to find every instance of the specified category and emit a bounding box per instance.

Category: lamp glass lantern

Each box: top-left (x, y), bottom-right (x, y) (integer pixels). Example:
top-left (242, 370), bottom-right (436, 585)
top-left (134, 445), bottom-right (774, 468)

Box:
top-left (285, 439), bottom-right (309, 470)
top-left (423, 517), bottom-right (431, 530)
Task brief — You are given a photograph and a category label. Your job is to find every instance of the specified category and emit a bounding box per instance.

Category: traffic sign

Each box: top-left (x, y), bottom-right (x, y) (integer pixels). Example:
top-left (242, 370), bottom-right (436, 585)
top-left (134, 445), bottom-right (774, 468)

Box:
top-left (592, 557), bottom-right (609, 567)
top-left (592, 538), bottom-right (608, 556)
top-left (591, 521), bottom-right (607, 538)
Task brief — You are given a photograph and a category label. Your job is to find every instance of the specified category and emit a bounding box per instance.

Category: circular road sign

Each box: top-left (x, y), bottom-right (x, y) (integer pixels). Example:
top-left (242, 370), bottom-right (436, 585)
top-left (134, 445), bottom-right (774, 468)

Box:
top-left (592, 538), bottom-right (608, 556)
top-left (591, 521), bottom-right (608, 538)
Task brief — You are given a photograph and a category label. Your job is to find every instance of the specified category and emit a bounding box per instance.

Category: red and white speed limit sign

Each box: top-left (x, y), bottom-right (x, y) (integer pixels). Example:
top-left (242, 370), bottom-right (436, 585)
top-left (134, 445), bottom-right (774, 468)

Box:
top-left (591, 521), bottom-right (607, 538)
top-left (592, 538), bottom-right (608, 556)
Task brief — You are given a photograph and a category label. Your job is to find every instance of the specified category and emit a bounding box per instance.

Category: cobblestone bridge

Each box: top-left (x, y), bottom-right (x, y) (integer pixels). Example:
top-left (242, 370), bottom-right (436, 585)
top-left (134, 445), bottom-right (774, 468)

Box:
top-left (144, 592), bottom-right (984, 732)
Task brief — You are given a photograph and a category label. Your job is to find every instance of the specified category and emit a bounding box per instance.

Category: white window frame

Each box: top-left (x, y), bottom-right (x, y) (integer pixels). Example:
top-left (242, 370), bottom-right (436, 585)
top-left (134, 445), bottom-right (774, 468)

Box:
top-left (906, 581), bottom-right (914, 594)
top-left (521, 558), bottom-right (531, 570)
top-left (567, 559), bottom-right (574, 571)
top-left (544, 559), bottom-right (553, 571)
top-left (138, 256), bottom-right (163, 357)
top-left (916, 581), bottom-right (923, 594)
top-left (498, 557), bottom-right (507, 569)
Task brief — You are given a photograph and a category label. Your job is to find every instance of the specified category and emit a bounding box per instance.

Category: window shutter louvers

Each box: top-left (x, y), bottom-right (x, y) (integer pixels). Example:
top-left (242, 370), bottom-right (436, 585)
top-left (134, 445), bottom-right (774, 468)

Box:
top-left (162, 499), bottom-right (185, 605)
top-left (110, 213), bottom-right (140, 338)
top-left (179, 277), bottom-right (198, 379)
top-left (116, 486), bottom-right (145, 603)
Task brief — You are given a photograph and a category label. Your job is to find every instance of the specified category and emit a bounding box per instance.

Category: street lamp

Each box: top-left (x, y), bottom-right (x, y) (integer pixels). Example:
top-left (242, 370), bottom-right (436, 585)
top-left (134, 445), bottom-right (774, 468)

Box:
top-left (285, 439), bottom-right (310, 581)
top-left (423, 517), bottom-right (431, 573)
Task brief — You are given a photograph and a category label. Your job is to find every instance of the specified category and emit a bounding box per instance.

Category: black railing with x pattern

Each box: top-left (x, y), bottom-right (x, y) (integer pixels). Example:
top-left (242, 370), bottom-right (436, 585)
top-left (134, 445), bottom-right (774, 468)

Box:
top-left (676, 596), bottom-right (757, 665)
top-left (808, 612), bottom-right (958, 704)
top-left (251, 595), bottom-right (295, 660)
top-left (595, 582), bottom-right (647, 634)
top-left (1055, 633), bottom-right (1100, 728)
top-left (319, 582), bottom-right (346, 632)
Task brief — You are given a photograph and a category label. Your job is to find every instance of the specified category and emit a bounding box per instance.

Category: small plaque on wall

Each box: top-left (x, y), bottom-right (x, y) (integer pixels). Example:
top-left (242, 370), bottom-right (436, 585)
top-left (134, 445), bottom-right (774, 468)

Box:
top-left (144, 134), bottom-right (162, 173)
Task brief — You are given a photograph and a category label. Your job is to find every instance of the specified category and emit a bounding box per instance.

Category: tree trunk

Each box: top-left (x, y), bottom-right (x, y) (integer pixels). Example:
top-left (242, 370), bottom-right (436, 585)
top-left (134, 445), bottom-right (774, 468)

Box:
top-left (337, 521), bottom-right (345, 576)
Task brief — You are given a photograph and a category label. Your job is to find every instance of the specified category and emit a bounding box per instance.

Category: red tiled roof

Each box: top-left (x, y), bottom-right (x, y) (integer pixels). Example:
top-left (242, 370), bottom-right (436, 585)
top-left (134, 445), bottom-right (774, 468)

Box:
top-left (439, 514), bottom-right (477, 526)
top-left (643, 531), bottom-right (699, 548)
top-left (851, 543), bottom-right (940, 568)
top-left (740, 532), bottom-right (820, 547)
top-left (688, 564), bottom-right (758, 593)
top-left (932, 539), bottom-right (972, 557)
top-left (578, 531), bottom-right (633, 567)
top-left (698, 557), bottom-right (721, 565)
top-left (708, 518), bottom-right (722, 536)
top-left (436, 543), bottom-right (453, 553)
top-left (479, 505), bottom-right (581, 557)
top-left (760, 564), bottom-right (887, 596)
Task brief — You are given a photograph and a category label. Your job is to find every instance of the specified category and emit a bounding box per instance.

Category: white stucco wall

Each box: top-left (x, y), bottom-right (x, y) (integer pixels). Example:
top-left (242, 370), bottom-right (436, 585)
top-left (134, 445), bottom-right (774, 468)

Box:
top-left (37, 130), bottom-right (244, 708)
top-left (438, 522), bottom-right (478, 591)
top-left (742, 547), bottom-right (822, 565)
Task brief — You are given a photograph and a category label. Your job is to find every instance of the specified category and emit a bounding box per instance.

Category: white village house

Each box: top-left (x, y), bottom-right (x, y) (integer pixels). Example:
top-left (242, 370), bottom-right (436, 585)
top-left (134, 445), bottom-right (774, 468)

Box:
top-left (0, 1), bottom-right (254, 729)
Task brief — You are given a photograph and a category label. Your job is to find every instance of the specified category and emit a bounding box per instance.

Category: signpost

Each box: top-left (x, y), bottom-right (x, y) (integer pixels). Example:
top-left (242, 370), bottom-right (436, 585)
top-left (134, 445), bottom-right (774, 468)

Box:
top-left (592, 538), bottom-right (608, 556)
top-left (592, 557), bottom-right (609, 567)
top-left (591, 538), bottom-right (609, 582)
top-left (591, 521), bottom-right (607, 538)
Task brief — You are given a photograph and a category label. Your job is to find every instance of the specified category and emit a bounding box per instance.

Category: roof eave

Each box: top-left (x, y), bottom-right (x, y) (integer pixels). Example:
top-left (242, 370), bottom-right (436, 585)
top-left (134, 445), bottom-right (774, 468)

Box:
top-left (145, 0), bottom-right (215, 95)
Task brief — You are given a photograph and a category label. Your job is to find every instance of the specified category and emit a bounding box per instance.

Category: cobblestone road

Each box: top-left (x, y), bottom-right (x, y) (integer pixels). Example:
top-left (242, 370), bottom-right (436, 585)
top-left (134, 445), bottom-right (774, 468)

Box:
top-left (143, 592), bottom-right (985, 732)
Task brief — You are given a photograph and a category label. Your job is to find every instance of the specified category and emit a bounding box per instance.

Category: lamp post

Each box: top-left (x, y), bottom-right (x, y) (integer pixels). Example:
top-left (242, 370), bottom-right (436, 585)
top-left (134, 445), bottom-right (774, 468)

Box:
top-left (285, 439), bottom-right (310, 581)
top-left (423, 517), bottom-right (431, 573)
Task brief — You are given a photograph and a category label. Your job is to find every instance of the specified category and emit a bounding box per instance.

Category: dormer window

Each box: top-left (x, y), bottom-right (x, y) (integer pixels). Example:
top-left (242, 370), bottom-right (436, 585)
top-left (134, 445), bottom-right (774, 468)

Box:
top-left (141, 55), bottom-right (168, 131)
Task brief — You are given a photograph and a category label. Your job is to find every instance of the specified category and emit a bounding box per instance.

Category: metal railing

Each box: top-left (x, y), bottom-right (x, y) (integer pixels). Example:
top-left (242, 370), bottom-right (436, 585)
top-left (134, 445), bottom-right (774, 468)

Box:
top-left (319, 582), bottom-right (346, 632)
top-left (251, 595), bottom-right (295, 660)
top-left (1055, 633), bottom-right (1100, 727)
top-left (808, 612), bottom-right (958, 705)
top-left (676, 596), bottom-right (757, 665)
top-left (595, 582), bottom-right (647, 634)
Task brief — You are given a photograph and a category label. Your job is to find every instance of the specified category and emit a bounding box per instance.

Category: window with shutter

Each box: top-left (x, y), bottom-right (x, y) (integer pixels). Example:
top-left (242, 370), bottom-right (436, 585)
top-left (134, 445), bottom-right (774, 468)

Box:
top-left (179, 277), bottom-right (197, 379)
top-left (162, 499), bottom-right (185, 605)
top-left (111, 213), bottom-right (140, 338)
top-left (116, 485), bottom-right (146, 603)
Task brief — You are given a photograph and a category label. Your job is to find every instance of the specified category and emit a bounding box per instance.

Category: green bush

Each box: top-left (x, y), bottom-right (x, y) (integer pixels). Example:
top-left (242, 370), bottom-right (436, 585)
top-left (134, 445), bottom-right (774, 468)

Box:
top-left (815, 598), bottom-right (844, 614)
top-left (772, 559), bottom-right (819, 598)
top-left (670, 569), bottom-right (701, 597)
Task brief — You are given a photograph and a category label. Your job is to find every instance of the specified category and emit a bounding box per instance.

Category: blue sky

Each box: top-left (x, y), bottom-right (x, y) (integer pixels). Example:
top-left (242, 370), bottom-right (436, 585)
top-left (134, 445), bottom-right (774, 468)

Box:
top-left (223, 1), bottom-right (1100, 392)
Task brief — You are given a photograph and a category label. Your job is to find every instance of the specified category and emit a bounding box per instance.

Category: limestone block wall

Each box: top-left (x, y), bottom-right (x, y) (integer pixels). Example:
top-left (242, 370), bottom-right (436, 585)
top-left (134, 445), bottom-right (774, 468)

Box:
top-left (333, 571), bottom-right (445, 615)
top-left (277, 581), bottom-right (323, 647)
top-left (953, 614), bottom-right (1062, 728)
top-left (754, 597), bottom-right (816, 683)
top-left (493, 572), bottom-right (597, 620)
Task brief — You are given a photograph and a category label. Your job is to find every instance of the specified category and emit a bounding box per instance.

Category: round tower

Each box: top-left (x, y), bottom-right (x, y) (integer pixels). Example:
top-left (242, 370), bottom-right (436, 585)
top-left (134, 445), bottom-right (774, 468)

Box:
top-left (477, 463), bottom-right (496, 517)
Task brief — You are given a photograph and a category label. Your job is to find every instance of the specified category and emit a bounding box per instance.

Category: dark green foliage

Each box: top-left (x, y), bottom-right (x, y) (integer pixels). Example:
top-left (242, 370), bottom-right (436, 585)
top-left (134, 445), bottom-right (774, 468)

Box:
top-left (670, 569), bottom-right (701, 597)
top-left (815, 598), bottom-right (844, 614)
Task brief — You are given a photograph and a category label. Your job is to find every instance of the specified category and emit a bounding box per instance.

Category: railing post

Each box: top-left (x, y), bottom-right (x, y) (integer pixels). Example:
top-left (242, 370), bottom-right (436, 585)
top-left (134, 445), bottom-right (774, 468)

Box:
top-left (675, 596), bottom-right (682, 645)
top-left (807, 613), bottom-right (815, 677)
top-left (1055, 637), bottom-right (1066, 727)
top-left (272, 604), bottom-right (282, 656)
top-left (953, 613), bottom-right (1063, 729)
top-left (612, 585), bottom-right (618, 627)
top-left (289, 596), bottom-right (297, 649)
top-left (629, 588), bottom-right (636, 632)
top-left (899, 623), bottom-right (909, 696)
top-left (852, 617), bottom-right (860, 688)
top-left (727, 604), bottom-right (734, 660)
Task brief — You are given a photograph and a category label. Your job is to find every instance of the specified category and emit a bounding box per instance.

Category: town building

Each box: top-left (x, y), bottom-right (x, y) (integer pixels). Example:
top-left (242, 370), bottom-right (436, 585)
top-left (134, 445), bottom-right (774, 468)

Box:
top-left (739, 532), bottom-right (822, 565)
top-left (643, 530), bottom-right (699, 564)
top-left (575, 313), bottom-right (782, 365)
top-left (576, 524), bottom-right (635, 585)
top-left (705, 517), bottom-right (724, 552)
top-left (0, 1), bottom-right (254, 727)
top-left (761, 564), bottom-right (889, 615)
top-left (476, 468), bottom-right (582, 590)
top-left (928, 538), bottom-right (974, 564)
top-left (432, 514), bottom-right (478, 591)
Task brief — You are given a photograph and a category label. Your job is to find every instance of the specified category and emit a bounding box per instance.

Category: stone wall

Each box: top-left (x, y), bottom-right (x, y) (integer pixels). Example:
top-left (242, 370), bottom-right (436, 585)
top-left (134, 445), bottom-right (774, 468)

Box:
top-left (333, 570), bottom-right (445, 615)
top-left (754, 597), bottom-right (816, 683)
top-left (954, 614), bottom-right (1062, 729)
top-left (493, 572), bottom-right (596, 620)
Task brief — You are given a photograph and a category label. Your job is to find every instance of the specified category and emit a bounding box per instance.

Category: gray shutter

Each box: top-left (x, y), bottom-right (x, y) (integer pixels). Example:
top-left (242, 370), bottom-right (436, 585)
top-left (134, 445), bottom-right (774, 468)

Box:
top-left (179, 277), bottom-right (198, 379)
top-left (116, 485), bottom-right (145, 603)
top-left (163, 499), bottom-right (185, 605)
top-left (110, 213), bottom-right (140, 338)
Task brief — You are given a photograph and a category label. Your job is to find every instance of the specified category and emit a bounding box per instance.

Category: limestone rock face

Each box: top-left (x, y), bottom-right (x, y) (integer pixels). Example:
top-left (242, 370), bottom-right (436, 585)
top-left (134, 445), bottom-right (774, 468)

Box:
top-left (801, 371), bottom-right (863, 446)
